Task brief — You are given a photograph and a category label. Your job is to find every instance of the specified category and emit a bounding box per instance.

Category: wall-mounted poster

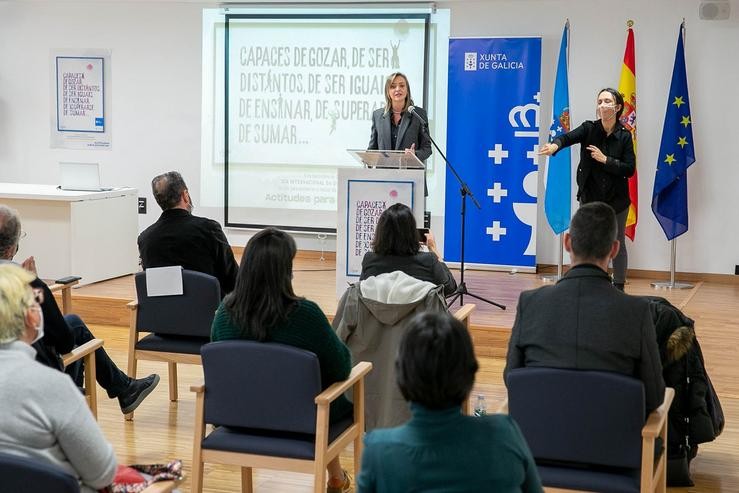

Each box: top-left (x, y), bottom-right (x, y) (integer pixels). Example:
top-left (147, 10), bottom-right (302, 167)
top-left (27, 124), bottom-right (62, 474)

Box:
top-left (50, 50), bottom-right (112, 149)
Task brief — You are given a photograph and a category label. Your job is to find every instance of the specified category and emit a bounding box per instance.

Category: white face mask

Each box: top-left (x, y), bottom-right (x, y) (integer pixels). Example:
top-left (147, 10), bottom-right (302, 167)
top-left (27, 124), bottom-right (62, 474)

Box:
top-left (31, 307), bottom-right (44, 344)
top-left (597, 104), bottom-right (617, 121)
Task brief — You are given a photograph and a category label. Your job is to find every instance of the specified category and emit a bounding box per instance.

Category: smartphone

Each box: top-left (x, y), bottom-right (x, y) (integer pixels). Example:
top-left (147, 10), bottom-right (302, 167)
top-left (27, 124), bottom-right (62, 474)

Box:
top-left (417, 228), bottom-right (429, 243)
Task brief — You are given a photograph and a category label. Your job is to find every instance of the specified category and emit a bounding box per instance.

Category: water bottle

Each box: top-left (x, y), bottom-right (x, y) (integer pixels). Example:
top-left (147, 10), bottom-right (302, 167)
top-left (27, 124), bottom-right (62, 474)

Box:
top-left (473, 394), bottom-right (487, 417)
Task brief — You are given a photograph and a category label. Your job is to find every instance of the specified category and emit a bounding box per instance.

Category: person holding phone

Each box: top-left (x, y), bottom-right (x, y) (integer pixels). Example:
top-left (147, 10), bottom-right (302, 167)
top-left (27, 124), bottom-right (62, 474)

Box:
top-left (360, 204), bottom-right (456, 296)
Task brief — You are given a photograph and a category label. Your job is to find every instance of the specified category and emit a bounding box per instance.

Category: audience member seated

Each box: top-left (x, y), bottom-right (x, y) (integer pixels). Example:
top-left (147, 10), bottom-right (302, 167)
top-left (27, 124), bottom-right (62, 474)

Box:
top-left (138, 171), bottom-right (238, 296)
top-left (504, 201), bottom-right (665, 413)
top-left (357, 312), bottom-right (543, 493)
top-left (360, 203), bottom-right (457, 296)
top-left (0, 263), bottom-right (117, 492)
top-left (0, 205), bottom-right (159, 415)
top-left (210, 227), bottom-right (353, 493)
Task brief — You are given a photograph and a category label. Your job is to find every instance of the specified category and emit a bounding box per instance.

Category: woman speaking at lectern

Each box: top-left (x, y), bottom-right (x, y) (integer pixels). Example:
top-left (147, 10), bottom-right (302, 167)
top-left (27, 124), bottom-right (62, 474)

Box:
top-left (367, 72), bottom-right (432, 163)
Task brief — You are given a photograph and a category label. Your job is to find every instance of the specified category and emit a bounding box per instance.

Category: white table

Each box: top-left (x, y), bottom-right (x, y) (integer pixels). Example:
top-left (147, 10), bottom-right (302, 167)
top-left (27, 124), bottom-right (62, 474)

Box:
top-left (0, 183), bottom-right (139, 285)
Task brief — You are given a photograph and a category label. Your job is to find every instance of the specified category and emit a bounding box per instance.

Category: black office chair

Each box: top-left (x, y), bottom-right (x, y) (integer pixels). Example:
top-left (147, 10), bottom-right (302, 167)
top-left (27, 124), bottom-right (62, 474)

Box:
top-left (505, 367), bottom-right (674, 493)
top-left (126, 268), bottom-right (220, 420)
top-left (191, 340), bottom-right (372, 493)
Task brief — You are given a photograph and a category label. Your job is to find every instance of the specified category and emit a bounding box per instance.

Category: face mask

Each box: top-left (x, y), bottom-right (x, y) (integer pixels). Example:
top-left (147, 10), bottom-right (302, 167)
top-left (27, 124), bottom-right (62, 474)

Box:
top-left (597, 104), bottom-right (616, 121)
top-left (31, 307), bottom-right (44, 344)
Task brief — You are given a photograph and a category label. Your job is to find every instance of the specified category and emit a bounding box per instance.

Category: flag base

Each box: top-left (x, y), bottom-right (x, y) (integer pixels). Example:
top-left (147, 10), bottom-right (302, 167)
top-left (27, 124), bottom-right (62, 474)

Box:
top-left (650, 281), bottom-right (694, 290)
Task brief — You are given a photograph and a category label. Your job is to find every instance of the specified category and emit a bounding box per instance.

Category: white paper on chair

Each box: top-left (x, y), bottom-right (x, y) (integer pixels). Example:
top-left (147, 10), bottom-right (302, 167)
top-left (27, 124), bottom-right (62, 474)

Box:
top-left (145, 266), bottom-right (183, 297)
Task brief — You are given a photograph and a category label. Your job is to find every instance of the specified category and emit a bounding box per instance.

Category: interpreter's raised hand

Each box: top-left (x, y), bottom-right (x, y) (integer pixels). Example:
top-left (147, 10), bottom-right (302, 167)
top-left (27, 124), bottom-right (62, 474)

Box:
top-left (586, 145), bottom-right (607, 164)
top-left (537, 143), bottom-right (559, 156)
top-left (404, 143), bottom-right (416, 155)
top-left (21, 256), bottom-right (37, 276)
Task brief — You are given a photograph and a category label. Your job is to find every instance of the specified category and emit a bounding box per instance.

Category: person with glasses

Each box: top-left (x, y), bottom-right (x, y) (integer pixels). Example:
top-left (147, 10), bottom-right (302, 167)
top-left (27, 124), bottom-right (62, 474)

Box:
top-left (0, 263), bottom-right (117, 492)
top-left (0, 204), bottom-right (160, 415)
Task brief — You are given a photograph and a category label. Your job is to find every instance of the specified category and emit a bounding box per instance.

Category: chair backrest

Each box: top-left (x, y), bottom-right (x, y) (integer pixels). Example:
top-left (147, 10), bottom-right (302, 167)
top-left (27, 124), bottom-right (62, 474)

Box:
top-left (0, 452), bottom-right (79, 493)
top-left (507, 367), bottom-right (646, 469)
top-left (135, 268), bottom-right (220, 337)
top-left (201, 341), bottom-right (322, 434)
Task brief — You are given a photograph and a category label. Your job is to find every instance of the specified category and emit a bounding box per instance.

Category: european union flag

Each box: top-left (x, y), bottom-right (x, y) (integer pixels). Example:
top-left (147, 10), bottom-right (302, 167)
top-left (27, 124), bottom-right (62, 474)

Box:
top-left (544, 22), bottom-right (571, 235)
top-left (652, 24), bottom-right (695, 240)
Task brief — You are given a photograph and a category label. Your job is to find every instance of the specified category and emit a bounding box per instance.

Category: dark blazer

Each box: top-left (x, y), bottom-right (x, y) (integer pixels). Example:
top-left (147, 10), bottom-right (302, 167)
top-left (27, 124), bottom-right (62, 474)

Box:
top-left (367, 106), bottom-right (432, 162)
top-left (504, 264), bottom-right (665, 413)
top-left (360, 251), bottom-right (457, 296)
top-left (138, 208), bottom-right (238, 296)
top-left (552, 120), bottom-right (635, 213)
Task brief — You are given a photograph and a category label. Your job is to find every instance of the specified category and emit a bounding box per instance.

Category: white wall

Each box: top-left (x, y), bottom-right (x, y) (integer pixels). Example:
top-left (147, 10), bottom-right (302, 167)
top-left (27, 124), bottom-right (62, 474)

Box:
top-left (1, 0), bottom-right (737, 274)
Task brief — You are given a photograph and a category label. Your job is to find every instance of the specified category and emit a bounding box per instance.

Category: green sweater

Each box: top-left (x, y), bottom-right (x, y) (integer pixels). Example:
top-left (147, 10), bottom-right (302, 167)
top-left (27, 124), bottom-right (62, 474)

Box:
top-left (211, 298), bottom-right (353, 421)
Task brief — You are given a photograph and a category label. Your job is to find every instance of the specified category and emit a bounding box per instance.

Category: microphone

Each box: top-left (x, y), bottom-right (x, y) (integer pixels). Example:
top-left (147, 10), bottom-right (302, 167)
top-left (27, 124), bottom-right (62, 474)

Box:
top-left (407, 105), bottom-right (428, 125)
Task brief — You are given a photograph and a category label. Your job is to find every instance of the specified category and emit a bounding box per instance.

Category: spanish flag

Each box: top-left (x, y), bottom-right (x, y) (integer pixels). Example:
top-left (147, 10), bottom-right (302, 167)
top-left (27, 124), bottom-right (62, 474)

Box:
top-left (618, 23), bottom-right (638, 241)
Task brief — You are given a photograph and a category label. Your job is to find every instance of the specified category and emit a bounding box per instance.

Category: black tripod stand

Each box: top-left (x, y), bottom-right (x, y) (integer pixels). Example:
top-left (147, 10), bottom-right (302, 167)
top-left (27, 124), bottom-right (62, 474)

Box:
top-left (408, 108), bottom-right (505, 310)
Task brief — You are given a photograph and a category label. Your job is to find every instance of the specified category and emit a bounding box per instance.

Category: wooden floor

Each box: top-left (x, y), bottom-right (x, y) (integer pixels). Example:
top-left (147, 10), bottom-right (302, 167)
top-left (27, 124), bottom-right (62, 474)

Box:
top-left (66, 259), bottom-right (738, 492)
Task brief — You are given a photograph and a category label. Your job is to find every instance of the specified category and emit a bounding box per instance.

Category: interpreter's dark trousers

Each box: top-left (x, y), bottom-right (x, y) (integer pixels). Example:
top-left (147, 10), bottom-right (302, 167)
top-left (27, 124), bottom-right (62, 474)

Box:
top-left (612, 207), bottom-right (629, 285)
top-left (63, 314), bottom-right (131, 398)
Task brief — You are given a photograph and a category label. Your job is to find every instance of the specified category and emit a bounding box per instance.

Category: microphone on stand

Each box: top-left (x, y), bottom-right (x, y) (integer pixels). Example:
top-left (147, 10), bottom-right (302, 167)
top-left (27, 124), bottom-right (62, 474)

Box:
top-left (407, 105), bottom-right (428, 126)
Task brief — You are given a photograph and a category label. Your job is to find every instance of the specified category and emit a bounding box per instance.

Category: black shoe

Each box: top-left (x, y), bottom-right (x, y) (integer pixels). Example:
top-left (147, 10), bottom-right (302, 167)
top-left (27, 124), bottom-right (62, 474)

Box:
top-left (118, 374), bottom-right (160, 414)
top-left (614, 282), bottom-right (625, 292)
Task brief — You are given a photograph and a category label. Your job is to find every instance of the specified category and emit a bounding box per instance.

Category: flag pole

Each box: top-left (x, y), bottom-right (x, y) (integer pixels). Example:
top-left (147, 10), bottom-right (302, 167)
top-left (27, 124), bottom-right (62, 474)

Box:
top-left (651, 18), bottom-right (692, 290)
top-left (540, 233), bottom-right (564, 283)
top-left (651, 238), bottom-right (693, 289)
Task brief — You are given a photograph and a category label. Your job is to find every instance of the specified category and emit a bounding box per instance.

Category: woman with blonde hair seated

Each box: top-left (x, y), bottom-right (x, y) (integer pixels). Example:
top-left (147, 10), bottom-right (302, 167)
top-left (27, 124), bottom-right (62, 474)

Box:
top-left (0, 263), bottom-right (116, 492)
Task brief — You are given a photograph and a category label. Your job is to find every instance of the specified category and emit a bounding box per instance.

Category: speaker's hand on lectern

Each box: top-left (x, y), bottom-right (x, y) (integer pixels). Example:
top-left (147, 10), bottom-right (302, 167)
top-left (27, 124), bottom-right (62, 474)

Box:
top-left (538, 143), bottom-right (559, 156)
top-left (404, 143), bottom-right (416, 155)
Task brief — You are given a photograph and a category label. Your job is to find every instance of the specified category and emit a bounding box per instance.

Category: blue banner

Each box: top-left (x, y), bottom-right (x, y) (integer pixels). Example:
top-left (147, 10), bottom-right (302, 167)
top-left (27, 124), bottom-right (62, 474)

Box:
top-left (445, 37), bottom-right (542, 269)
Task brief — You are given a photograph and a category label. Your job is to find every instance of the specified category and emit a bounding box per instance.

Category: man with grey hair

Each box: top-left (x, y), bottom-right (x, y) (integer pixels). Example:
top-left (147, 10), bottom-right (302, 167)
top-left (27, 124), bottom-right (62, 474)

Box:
top-left (504, 202), bottom-right (665, 413)
top-left (0, 204), bottom-right (160, 415)
top-left (138, 171), bottom-right (238, 295)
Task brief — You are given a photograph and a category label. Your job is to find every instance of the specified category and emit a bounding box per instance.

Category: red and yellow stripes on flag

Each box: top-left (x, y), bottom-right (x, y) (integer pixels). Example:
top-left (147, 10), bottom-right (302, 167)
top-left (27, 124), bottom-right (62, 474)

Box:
top-left (618, 23), bottom-right (638, 241)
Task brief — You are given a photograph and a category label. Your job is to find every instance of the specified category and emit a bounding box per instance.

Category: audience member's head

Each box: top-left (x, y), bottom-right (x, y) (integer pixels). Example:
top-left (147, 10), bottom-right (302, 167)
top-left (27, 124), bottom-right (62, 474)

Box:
top-left (151, 171), bottom-right (191, 212)
top-left (0, 205), bottom-right (21, 260)
top-left (396, 312), bottom-right (479, 410)
top-left (0, 263), bottom-right (37, 344)
top-left (372, 203), bottom-right (420, 257)
top-left (566, 201), bottom-right (619, 267)
top-left (225, 227), bottom-right (301, 341)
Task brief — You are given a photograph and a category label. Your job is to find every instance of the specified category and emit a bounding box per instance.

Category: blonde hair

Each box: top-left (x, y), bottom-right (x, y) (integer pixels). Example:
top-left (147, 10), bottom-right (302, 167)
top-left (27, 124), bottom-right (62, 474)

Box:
top-left (383, 72), bottom-right (414, 115)
top-left (0, 263), bottom-right (35, 343)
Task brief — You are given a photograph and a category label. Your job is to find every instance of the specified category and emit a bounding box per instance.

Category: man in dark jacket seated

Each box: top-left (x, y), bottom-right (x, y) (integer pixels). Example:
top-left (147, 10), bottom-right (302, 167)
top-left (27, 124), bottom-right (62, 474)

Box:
top-left (138, 171), bottom-right (238, 296)
top-left (504, 202), bottom-right (666, 414)
top-left (0, 204), bottom-right (159, 415)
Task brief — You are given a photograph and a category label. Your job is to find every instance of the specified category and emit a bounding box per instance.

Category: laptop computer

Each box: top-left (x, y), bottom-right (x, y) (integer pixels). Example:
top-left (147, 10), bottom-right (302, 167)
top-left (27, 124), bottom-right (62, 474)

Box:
top-left (59, 162), bottom-right (113, 192)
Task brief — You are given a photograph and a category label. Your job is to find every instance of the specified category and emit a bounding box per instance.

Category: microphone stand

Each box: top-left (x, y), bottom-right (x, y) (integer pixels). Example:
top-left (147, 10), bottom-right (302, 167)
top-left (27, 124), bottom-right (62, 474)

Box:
top-left (408, 108), bottom-right (505, 310)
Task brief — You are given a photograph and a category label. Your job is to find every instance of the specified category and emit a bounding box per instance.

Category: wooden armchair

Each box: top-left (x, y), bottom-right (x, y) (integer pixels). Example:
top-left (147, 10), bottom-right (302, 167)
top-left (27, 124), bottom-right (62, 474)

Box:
top-left (191, 341), bottom-right (372, 493)
top-left (503, 368), bottom-right (675, 493)
top-left (48, 278), bottom-right (102, 419)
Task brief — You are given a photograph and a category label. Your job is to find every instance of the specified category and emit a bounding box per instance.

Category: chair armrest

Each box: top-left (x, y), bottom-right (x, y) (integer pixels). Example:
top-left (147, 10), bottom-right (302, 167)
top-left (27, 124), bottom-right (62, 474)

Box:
top-left (127, 300), bottom-right (138, 310)
top-left (61, 339), bottom-right (104, 367)
top-left (643, 387), bottom-right (675, 438)
top-left (47, 280), bottom-right (80, 292)
top-left (141, 479), bottom-right (181, 493)
top-left (190, 382), bottom-right (205, 394)
top-left (452, 303), bottom-right (476, 322)
top-left (495, 398), bottom-right (509, 415)
top-left (315, 361), bottom-right (373, 405)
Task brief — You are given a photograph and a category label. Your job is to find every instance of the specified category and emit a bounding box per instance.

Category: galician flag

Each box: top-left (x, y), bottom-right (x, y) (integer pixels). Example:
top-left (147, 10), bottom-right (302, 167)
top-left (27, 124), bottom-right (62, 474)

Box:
top-left (544, 21), bottom-right (571, 235)
top-left (652, 23), bottom-right (696, 240)
top-left (618, 23), bottom-right (638, 241)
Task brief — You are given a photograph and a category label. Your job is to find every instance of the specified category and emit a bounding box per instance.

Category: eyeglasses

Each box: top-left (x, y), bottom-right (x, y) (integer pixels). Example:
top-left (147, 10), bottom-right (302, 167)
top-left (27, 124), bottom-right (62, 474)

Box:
top-left (19, 231), bottom-right (27, 240)
top-left (32, 288), bottom-right (44, 305)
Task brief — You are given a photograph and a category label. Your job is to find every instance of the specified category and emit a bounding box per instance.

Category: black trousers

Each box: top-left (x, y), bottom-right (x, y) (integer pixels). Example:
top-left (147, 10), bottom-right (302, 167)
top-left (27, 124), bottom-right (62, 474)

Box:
top-left (63, 314), bottom-right (131, 398)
